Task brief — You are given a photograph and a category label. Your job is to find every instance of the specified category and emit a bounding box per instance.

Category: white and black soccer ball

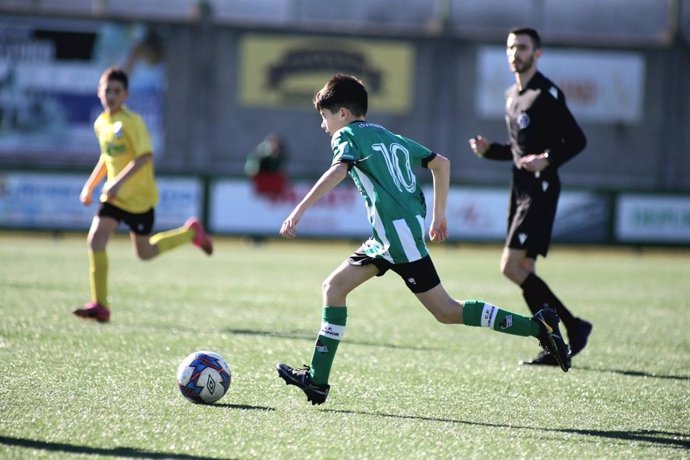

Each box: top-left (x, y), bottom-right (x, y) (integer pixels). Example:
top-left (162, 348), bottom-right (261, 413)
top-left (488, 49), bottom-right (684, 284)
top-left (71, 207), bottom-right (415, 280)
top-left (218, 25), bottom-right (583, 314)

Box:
top-left (176, 350), bottom-right (232, 404)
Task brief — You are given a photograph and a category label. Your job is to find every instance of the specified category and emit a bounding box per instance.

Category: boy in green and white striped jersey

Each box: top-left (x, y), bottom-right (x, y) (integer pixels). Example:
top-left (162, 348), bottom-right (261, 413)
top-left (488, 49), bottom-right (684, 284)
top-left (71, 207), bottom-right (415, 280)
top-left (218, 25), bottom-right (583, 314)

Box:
top-left (276, 74), bottom-right (570, 405)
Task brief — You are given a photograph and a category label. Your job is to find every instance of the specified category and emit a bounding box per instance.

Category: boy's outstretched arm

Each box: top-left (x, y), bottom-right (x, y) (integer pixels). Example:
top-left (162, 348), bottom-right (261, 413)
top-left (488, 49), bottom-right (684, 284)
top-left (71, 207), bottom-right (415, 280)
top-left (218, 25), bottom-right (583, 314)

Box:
top-left (102, 153), bottom-right (152, 202)
top-left (426, 154), bottom-right (450, 243)
top-left (80, 159), bottom-right (107, 206)
top-left (280, 162), bottom-right (349, 238)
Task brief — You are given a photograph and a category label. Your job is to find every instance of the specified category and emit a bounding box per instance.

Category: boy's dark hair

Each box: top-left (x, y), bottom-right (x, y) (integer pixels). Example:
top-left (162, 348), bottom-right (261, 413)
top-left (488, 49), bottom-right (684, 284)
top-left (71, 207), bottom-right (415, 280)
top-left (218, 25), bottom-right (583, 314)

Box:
top-left (101, 66), bottom-right (129, 90)
top-left (313, 74), bottom-right (368, 116)
top-left (508, 27), bottom-right (542, 49)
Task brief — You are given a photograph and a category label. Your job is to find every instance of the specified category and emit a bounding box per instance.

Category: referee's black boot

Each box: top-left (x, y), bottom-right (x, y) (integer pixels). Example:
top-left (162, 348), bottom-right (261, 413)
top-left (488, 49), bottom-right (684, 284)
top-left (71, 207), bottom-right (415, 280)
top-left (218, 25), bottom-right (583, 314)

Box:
top-left (569, 318), bottom-right (593, 357)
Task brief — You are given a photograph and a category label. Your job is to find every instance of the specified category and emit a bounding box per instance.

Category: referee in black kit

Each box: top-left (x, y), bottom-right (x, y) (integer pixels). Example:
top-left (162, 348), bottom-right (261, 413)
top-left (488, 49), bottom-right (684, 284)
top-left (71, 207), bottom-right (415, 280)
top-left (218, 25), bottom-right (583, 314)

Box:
top-left (469, 27), bottom-right (592, 366)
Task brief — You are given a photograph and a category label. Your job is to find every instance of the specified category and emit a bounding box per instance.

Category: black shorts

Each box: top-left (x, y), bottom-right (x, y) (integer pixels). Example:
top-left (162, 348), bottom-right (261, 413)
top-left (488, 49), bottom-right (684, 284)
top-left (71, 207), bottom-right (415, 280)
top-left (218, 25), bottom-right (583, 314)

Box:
top-left (507, 171), bottom-right (560, 258)
top-left (98, 202), bottom-right (154, 235)
top-left (348, 250), bottom-right (441, 293)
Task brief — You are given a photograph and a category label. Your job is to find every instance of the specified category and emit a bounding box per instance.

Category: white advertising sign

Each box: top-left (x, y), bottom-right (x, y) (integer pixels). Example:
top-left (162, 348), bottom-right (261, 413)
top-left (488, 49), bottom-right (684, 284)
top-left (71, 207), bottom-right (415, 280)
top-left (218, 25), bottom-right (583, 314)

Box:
top-left (210, 179), bottom-right (611, 243)
top-left (476, 47), bottom-right (644, 123)
top-left (439, 187), bottom-right (506, 240)
top-left (155, 178), bottom-right (203, 229)
top-left (210, 179), bottom-right (508, 240)
top-left (0, 173), bottom-right (94, 228)
top-left (616, 194), bottom-right (690, 243)
top-left (440, 189), bottom-right (609, 242)
top-left (9, 172), bottom-right (687, 245)
top-left (0, 173), bottom-right (202, 231)
top-left (210, 180), bottom-right (370, 237)
top-left (553, 191), bottom-right (610, 242)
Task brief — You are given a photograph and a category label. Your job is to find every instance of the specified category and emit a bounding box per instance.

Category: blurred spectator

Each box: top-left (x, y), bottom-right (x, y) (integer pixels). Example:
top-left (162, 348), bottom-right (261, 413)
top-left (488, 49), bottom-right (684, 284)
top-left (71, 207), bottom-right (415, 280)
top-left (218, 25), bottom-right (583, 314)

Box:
top-left (122, 27), bottom-right (165, 87)
top-left (245, 133), bottom-right (289, 198)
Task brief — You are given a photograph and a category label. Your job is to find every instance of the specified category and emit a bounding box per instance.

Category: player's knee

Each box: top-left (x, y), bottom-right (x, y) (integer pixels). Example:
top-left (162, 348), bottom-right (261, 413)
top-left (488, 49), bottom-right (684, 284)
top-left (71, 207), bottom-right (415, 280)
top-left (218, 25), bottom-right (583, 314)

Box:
top-left (501, 263), bottom-right (522, 283)
top-left (426, 301), bottom-right (461, 324)
top-left (432, 311), bottom-right (454, 324)
top-left (432, 307), bottom-right (458, 324)
top-left (321, 277), bottom-right (339, 297)
top-left (521, 258), bottom-right (536, 272)
top-left (136, 247), bottom-right (157, 261)
top-left (322, 275), bottom-right (352, 300)
top-left (87, 235), bottom-right (106, 252)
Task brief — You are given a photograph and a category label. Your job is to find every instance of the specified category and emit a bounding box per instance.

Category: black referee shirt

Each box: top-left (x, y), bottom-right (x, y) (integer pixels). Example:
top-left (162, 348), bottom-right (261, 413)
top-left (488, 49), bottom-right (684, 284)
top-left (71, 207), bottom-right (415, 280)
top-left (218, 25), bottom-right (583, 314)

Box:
top-left (485, 71), bottom-right (586, 176)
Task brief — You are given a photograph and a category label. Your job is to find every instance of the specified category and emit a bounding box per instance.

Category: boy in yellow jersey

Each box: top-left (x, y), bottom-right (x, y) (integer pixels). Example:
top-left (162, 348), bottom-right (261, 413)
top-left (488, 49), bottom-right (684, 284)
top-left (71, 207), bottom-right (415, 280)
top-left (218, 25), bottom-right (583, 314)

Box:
top-left (73, 66), bottom-right (213, 323)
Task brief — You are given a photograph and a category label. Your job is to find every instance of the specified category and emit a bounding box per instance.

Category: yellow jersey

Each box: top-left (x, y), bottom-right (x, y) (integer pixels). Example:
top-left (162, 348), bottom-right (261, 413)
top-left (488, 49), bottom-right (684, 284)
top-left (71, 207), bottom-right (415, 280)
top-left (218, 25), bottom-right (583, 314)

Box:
top-left (94, 106), bottom-right (159, 213)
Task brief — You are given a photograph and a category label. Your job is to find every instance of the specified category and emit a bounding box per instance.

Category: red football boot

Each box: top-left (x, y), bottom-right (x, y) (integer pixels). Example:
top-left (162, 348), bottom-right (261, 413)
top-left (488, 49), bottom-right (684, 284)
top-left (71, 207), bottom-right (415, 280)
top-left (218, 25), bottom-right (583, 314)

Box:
top-left (185, 218), bottom-right (213, 255)
top-left (73, 301), bottom-right (111, 323)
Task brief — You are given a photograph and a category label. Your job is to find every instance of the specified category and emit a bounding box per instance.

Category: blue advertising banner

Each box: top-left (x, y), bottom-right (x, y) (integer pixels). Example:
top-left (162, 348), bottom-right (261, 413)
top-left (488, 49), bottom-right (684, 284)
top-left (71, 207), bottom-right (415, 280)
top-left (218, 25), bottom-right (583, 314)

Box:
top-left (0, 172), bottom-right (201, 231)
top-left (0, 17), bottom-right (165, 164)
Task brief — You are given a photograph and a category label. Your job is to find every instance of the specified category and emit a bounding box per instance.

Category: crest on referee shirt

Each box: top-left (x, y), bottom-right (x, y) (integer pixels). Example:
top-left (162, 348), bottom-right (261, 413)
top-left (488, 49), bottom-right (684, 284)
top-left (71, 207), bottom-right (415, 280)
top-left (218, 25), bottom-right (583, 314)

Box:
top-left (517, 112), bottom-right (530, 129)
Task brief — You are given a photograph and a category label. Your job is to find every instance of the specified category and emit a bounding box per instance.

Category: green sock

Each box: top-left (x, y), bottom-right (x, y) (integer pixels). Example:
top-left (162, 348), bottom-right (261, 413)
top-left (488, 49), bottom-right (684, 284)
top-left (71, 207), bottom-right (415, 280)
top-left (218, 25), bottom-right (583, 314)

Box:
top-left (463, 300), bottom-right (540, 337)
top-left (309, 306), bottom-right (347, 385)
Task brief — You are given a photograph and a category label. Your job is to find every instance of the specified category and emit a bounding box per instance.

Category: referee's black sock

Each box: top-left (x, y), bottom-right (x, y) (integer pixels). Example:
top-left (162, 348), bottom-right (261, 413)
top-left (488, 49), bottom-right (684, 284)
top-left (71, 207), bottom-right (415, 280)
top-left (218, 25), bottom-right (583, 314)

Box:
top-left (520, 272), bottom-right (578, 333)
top-left (522, 289), bottom-right (542, 316)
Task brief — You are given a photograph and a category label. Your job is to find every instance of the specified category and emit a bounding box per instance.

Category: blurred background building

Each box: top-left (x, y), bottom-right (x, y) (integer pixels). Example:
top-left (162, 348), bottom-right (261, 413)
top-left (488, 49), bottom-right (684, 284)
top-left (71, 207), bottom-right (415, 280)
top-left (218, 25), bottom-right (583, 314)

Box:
top-left (0, 0), bottom-right (688, 244)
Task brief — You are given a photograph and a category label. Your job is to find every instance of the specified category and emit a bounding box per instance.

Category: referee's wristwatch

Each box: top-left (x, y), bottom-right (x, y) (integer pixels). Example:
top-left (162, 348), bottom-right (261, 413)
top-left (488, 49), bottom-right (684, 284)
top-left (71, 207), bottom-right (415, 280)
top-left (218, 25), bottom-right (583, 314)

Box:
top-left (542, 151), bottom-right (551, 165)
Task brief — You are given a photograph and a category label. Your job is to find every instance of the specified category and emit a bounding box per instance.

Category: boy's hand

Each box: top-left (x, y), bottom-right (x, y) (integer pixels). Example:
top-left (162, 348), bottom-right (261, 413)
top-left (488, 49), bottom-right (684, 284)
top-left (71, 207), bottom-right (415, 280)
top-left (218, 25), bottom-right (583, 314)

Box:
top-left (429, 217), bottom-right (448, 243)
top-left (102, 182), bottom-right (120, 201)
top-left (280, 212), bottom-right (302, 238)
top-left (79, 187), bottom-right (93, 206)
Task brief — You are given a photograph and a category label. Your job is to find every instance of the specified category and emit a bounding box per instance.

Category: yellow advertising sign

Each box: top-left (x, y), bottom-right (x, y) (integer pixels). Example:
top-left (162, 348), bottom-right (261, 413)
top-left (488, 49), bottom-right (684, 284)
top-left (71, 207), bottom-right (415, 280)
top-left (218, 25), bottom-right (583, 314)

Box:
top-left (239, 34), bottom-right (414, 114)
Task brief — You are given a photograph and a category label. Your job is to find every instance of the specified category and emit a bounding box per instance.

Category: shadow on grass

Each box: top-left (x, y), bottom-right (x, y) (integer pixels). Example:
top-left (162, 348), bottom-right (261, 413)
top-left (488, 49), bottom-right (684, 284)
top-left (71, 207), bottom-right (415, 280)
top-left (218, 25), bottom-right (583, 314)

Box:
top-left (575, 366), bottom-right (690, 381)
top-left (213, 403), bottom-right (275, 411)
top-left (322, 409), bottom-right (690, 449)
top-left (116, 322), bottom-right (436, 352)
top-left (0, 435), bottom-right (232, 459)
top-left (223, 328), bottom-right (437, 351)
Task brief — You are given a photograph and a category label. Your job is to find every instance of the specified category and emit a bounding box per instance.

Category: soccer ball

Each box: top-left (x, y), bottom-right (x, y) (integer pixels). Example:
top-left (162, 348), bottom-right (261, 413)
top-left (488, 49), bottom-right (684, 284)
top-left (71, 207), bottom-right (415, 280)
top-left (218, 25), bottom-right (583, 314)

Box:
top-left (176, 350), bottom-right (232, 404)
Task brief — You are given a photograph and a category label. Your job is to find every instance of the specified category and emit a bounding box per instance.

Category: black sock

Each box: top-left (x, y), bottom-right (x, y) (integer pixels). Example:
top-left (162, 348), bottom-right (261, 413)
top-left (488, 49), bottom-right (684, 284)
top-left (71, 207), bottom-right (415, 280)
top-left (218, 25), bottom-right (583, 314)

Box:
top-left (520, 272), bottom-right (577, 332)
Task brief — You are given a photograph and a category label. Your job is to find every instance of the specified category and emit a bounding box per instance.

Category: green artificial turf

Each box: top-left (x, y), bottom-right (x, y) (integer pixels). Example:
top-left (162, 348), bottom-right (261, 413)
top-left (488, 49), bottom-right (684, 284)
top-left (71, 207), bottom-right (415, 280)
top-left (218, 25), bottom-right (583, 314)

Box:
top-left (1, 233), bottom-right (688, 458)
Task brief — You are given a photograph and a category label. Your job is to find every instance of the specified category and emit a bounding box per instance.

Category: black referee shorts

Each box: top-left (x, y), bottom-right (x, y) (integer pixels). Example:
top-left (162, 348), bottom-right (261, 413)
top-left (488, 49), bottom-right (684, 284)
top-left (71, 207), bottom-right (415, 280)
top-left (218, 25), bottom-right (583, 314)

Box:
top-left (507, 173), bottom-right (560, 258)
